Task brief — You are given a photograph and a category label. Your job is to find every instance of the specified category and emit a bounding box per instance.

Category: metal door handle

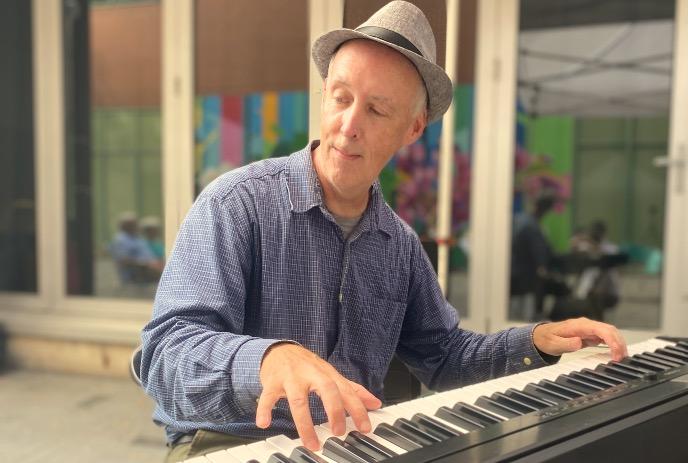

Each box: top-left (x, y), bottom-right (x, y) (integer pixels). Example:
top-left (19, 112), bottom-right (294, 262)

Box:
top-left (653, 144), bottom-right (686, 194)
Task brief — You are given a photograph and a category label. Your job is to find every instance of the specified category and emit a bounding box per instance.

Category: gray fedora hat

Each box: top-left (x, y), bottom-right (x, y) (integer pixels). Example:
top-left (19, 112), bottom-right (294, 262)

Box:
top-left (312, 1), bottom-right (453, 123)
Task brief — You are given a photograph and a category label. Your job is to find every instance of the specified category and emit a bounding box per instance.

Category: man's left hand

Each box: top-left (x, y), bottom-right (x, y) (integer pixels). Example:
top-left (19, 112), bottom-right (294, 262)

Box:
top-left (533, 317), bottom-right (628, 361)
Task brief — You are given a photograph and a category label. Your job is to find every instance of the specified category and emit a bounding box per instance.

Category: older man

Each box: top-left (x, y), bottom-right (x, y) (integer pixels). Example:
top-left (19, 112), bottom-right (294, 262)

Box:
top-left (141, 2), bottom-right (627, 462)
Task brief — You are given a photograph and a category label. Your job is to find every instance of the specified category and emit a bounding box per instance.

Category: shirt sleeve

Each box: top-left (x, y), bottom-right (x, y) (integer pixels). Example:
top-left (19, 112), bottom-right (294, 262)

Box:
top-left (140, 190), bottom-right (286, 423)
top-left (396, 236), bottom-right (554, 392)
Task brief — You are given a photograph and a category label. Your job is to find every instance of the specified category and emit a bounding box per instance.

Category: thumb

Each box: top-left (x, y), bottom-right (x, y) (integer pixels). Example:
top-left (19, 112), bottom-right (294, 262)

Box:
top-left (554, 335), bottom-right (583, 354)
top-left (256, 389), bottom-right (281, 429)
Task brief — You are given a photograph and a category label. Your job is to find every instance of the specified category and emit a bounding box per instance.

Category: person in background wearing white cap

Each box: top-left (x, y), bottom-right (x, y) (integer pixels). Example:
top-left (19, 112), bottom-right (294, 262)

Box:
top-left (110, 211), bottom-right (162, 286)
top-left (140, 2), bottom-right (627, 461)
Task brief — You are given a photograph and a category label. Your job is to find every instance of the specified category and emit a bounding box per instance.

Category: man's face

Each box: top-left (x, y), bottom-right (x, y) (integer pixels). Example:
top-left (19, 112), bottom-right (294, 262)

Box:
top-left (315, 39), bottom-right (426, 203)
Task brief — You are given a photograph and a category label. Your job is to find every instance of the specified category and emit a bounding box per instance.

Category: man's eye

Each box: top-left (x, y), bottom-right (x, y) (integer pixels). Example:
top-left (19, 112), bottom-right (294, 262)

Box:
top-left (369, 106), bottom-right (385, 117)
top-left (334, 96), bottom-right (348, 104)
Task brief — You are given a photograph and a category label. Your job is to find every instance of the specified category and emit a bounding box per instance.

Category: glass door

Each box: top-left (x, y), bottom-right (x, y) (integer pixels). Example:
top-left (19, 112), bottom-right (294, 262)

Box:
top-left (485, 0), bottom-right (687, 335)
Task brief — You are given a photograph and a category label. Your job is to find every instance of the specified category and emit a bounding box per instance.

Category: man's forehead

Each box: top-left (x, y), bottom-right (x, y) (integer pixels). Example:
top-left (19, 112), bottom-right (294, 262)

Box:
top-left (329, 77), bottom-right (392, 102)
top-left (329, 40), bottom-right (422, 85)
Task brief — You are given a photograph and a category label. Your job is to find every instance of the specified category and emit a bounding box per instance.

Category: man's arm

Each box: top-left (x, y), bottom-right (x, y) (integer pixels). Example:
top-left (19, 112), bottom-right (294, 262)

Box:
top-left (141, 189), bottom-right (381, 451)
top-left (140, 192), bottom-right (285, 424)
top-left (396, 236), bottom-right (626, 392)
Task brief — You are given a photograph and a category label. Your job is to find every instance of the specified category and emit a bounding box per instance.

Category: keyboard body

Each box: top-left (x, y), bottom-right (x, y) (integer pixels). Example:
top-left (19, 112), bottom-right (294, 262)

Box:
top-left (182, 337), bottom-right (688, 463)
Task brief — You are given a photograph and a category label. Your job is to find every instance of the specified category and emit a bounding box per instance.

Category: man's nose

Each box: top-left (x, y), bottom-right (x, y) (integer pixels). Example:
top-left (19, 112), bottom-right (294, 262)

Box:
top-left (340, 103), bottom-right (362, 139)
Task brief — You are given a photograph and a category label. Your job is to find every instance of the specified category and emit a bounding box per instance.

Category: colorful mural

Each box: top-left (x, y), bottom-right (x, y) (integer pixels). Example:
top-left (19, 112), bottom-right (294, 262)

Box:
top-left (194, 92), bottom-right (309, 192)
top-left (192, 86), bottom-right (571, 259)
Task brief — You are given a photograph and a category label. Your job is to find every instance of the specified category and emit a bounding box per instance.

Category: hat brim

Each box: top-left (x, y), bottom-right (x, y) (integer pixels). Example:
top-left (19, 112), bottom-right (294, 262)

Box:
top-left (312, 29), bottom-right (453, 124)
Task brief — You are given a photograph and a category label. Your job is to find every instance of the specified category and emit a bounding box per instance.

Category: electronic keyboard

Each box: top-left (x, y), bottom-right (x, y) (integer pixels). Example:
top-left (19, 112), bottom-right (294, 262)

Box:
top-left (182, 337), bottom-right (688, 463)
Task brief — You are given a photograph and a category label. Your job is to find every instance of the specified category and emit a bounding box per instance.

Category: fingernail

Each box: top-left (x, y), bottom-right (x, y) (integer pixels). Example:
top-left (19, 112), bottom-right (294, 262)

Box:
top-left (307, 439), bottom-right (320, 451)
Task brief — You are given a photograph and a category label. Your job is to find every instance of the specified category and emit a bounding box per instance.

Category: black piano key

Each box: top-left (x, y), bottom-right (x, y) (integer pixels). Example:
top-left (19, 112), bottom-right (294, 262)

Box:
top-left (346, 431), bottom-right (398, 460)
top-left (555, 374), bottom-right (605, 393)
top-left (668, 344), bottom-right (688, 354)
top-left (634, 353), bottom-right (677, 369)
top-left (595, 363), bottom-right (642, 380)
top-left (581, 367), bottom-right (625, 385)
top-left (677, 341), bottom-right (688, 350)
top-left (643, 351), bottom-right (684, 367)
top-left (475, 396), bottom-right (523, 418)
top-left (504, 388), bottom-right (557, 408)
top-left (394, 418), bottom-right (444, 444)
top-left (663, 346), bottom-right (688, 361)
top-left (323, 437), bottom-right (377, 463)
top-left (246, 460), bottom-right (261, 463)
top-left (491, 391), bottom-right (540, 413)
top-left (622, 357), bottom-right (667, 372)
top-left (267, 453), bottom-right (297, 463)
top-left (289, 446), bottom-right (330, 463)
top-left (436, 406), bottom-right (484, 431)
top-left (538, 379), bottom-right (586, 399)
top-left (453, 402), bottom-right (504, 425)
top-left (373, 423), bottom-right (425, 451)
top-left (411, 413), bottom-right (463, 439)
top-left (568, 371), bottom-right (615, 389)
top-left (523, 383), bottom-right (569, 404)
top-left (609, 360), bottom-right (652, 376)
top-left (657, 347), bottom-right (688, 362)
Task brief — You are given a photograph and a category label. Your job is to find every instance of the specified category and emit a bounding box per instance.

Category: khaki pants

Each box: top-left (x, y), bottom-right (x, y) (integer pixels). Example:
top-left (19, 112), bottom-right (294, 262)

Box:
top-left (165, 430), bottom-right (259, 463)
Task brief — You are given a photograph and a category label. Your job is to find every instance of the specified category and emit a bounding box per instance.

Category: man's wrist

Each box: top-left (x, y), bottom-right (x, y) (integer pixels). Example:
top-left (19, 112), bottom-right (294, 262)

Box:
top-left (261, 340), bottom-right (301, 366)
top-left (532, 322), bottom-right (561, 364)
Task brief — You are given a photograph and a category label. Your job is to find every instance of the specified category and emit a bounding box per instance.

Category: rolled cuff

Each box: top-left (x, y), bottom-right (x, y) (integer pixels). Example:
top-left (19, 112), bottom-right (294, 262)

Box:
top-left (506, 324), bottom-right (560, 373)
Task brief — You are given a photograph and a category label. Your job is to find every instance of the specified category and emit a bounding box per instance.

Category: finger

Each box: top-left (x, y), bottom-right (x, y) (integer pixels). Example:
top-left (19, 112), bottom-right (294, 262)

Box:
top-left (568, 318), bottom-right (627, 361)
top-left (314, 379), bottom-right (347, 436)
top-left (256, 387), bottom-right (282, 429)
top-left (337, 381), bottom-right (373, 434)
top-left (594, 325), bottom-right (627, 361)
top-left (349, 381), bottom-right (382, 410)
top-left (286, 388), bottom-right (319, 451)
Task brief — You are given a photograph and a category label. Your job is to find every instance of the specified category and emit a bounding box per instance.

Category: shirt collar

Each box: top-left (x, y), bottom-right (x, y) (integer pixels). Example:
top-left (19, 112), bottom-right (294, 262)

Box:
top-left (285, 141), bottom-right (396, 238)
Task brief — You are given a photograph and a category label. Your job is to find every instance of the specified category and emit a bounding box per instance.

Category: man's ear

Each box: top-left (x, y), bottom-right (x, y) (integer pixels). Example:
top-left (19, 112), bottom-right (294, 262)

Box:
top-left (403, 111), bottom-right (427, 146)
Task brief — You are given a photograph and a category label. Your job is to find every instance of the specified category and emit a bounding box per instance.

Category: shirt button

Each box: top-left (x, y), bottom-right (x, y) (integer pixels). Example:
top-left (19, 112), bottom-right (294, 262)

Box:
top-left (523, 357), bottom-right (532, 366)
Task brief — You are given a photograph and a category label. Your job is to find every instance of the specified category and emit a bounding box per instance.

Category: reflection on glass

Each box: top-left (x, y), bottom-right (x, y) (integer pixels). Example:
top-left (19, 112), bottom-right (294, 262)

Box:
top-left (64, 0), bottom-right (163, 299)
top-left (509, 0), bottom-right (673, 330)
top-left (344, 0), bottom-right (474, 317)
top-left (193, 0), bottom-right (309, 193)
top-left (0, 0), bottom-right (36, 292)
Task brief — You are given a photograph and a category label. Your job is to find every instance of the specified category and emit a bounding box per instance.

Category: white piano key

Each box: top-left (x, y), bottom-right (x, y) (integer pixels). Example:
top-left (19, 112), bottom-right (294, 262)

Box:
top-left (182, 456), bottom-right (212, 463)
top-left (226, 442), bottom-right (278, 463)
top-left (222, 445), bottom-right (253, 462)
top-left (203, 449), bottom-right (242, 463)
top-left (265, 434), bottom-right (300, 455)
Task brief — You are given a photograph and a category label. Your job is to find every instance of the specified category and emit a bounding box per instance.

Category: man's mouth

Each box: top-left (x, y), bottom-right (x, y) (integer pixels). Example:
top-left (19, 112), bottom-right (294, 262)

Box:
top-left (333, 145), bottom-right (360, 160)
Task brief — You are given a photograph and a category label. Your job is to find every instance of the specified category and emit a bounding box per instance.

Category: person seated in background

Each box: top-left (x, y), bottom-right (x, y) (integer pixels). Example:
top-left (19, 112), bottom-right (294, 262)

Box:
top-left (141, 216), bottom-right (165, 261)
top-left (510, 192), bottom-right (569, 320)
top-left (552, 220), bottom-right (628, 320)
top-left (110, 212), bottom-right (163, 285)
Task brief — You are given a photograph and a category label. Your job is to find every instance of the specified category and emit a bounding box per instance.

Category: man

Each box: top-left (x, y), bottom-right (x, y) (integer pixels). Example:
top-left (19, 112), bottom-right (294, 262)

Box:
top-left (141, 2), bottom-right (627, 462)
top-left (110, 211), bottom-right (162, 285)
top-left (509, 192), bottom-right (565, 320)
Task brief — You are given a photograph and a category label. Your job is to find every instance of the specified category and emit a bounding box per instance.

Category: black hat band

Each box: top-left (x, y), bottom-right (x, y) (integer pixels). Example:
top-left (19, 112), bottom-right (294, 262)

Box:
top-left (355, 26), bottom-right (423, 58)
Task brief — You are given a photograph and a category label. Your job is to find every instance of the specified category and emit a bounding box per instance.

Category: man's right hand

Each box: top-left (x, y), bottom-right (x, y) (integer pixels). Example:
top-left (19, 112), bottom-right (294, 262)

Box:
top-left (256, 343), bottom-right (382, 451)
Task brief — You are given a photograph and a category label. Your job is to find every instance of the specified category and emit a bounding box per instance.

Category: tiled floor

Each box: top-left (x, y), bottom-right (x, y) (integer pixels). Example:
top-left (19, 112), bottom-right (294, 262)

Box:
top-left (0, 370), bottom-right (168, 463)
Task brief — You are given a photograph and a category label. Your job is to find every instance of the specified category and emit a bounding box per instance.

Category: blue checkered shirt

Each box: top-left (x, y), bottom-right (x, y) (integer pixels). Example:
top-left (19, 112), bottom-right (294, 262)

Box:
top-left (140, 142), bottom-right (549, 443)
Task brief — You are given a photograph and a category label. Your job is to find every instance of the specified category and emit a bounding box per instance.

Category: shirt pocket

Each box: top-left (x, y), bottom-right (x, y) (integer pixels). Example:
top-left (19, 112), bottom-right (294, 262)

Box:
top-left (347, 294), bottom-right (406, 374)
